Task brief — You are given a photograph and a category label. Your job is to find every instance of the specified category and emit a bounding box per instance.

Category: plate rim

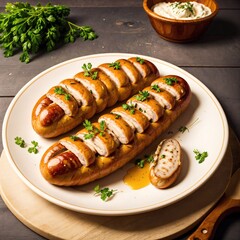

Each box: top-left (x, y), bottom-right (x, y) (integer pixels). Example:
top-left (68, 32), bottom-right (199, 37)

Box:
top-left (2, 52), bottom-right (229, 216)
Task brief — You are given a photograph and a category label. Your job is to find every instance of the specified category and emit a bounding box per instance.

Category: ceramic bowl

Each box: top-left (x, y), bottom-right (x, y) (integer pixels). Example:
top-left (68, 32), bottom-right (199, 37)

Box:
top-left (143, 0), bottom-right (219, 42)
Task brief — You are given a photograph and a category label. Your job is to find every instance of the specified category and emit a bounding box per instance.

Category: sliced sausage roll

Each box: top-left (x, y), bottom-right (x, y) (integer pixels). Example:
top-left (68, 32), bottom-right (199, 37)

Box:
top-left (149, 139), bottom-right (182, 189)
top-left (76, 122), bottom-right (118, 157)
top-left (98, 113), bottom-right (134, 144)
top-left (46, 86), bottom-right (79, 117)
top-left (74, 72), bottom-right (108, 113)
top-left (117, 59), bottom-right (144, 93)
top-left (59, 137), bottom-right (95, 166)
top-left (127, 91), bottom-right (164, 122)
top-left (144, 86), bottom-right (176, 109)
top-left (95, 68), bottom-right (119, 107)
top-left (111, 105), bottom-right (149, 133)
top-left (151, 75), bottom-right (186, 100)
top-left (59, 79), bottom-right (95, 106)
top-left (98, 62), bottom-right (132, 101)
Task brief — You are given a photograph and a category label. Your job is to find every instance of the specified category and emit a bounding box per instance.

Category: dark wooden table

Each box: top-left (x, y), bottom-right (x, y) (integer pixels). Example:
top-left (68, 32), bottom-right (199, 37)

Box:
top-left (0, 0), bottom-right (239, 239)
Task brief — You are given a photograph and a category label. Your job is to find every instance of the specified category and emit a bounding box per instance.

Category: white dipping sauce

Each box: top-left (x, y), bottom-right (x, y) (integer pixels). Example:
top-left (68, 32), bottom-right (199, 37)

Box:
top-left (152, 1), bottom-right (212, 20)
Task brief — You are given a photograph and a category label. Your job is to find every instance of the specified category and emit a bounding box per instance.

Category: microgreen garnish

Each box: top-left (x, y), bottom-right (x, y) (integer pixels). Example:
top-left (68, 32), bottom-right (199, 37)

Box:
top-left (193, 149), bottom-right (208, 163)
top-left (54, 86), bottom-right (71, 100)
top-left (14, 136), bottom-right (26, 148)
top-left (164, 77), bottom-right (178, 85)
top-left (94, 185), bottom-right (117, 201)
top-left (82, 63), bottom-right (98, 80)
top-left (122, 103), bottom-right (135, 114)
top-left (135, 154), bottom-right (154, 168)
top-left (136, 57), bottom-right (145, 64)
top-left (28, 141), bottom-right (39, 154)
top-left (135, 91), bottom-right (149, 101)
top-left (151, 84), bottom-right (161, 92)
top-left (109, 61), bottom-right (121, 70)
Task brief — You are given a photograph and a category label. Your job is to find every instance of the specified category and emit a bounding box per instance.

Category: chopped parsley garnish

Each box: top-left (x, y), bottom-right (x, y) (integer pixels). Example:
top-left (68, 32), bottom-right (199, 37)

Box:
top-left (83, 119), bottom-right (105, 139)
top-left (109, 61), bottom-right (121, 70)
top-left (93, 185), bottom-right (117, 201)
top-left (70, 135), bottom-right (80, 141)
top-left (82, 62), bottom-right (98, 80)
top-left (122, 103), bottom-right (135, 114)
top-left (135, 90), bottom-right (149, 101)
top-left (14, 136), bottom-right (26, 148)
top-left (135, 154), bottom-right (154, 168)
top-left (28, 141), bottom-right (39, 154)
top-left (151, 84), bottom-right (161, 92)
top-left (193, 149), bottom-right (208, 163)
top-left (164, 77), bottom-right (178, 85)
top-left (54, 86), bottom-right (71, 100)
top-left (136, 57), bottom-right (145, 64)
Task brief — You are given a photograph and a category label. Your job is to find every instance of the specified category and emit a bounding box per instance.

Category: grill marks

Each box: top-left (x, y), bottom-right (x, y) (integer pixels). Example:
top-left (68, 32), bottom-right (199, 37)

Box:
top-left (52, 75), bottom-right (187, 173)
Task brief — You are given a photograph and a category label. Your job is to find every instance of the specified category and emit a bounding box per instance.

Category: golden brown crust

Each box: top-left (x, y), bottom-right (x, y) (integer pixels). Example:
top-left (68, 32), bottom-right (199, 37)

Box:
top-left (32, 57), bottom-right (159, 138)
top-left (40, 77), bottom-right (191, 186)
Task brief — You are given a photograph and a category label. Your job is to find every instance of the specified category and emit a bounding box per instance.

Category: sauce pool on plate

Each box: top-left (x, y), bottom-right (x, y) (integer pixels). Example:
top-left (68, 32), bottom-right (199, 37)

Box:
top-left (123, 162), bottom-right (151, 190)
top-left (152, 1), bottom-right (212, 20)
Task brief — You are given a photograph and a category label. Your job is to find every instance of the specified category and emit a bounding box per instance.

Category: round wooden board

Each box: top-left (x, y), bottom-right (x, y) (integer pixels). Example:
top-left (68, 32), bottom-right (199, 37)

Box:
top-left (0, 144), bottom-right (233, 240)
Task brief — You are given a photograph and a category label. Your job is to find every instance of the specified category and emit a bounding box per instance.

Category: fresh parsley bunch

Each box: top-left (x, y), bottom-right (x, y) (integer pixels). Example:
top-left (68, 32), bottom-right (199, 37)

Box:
top-left (0, 2), bottom-right (97, 63)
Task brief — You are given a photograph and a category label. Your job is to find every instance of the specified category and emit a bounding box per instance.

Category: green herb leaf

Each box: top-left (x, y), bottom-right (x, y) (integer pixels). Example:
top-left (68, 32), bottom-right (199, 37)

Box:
top-left (109, 61), bottom-right (121, 70)
top-left (135, 91), bottom-right (149, 101)
top-left (122, 103), bottom-right (135, 114)
top-left (179, 126), bottom-right (189, 133)
top-left (151, 84), bottom-right (161, 92)
top-left (14, 136), bottom-right (26, 148)
top-left (164, 77), bottom-right (178, 85)
top-left (193, 149), bottom-right (208, 163)
top-left (136, 57), bottom-right (145, 64)
top-left (82, 62), bottom-right (98, 80)
top-left (93, 185), bottom-right (117, 201)
top-left (28, 140), bottom-right (39, 154)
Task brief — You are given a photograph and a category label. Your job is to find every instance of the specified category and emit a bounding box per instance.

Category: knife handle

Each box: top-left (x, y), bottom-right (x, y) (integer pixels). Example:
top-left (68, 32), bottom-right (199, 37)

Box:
top-left (188, 196), bottom-right (240, 240)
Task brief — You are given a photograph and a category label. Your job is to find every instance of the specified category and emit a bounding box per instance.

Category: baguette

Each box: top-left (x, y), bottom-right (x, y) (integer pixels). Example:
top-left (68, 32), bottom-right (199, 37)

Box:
top-left (32, 57), bottom-right (159, 138)
top-left (40, 75), bottom-right (191, 186)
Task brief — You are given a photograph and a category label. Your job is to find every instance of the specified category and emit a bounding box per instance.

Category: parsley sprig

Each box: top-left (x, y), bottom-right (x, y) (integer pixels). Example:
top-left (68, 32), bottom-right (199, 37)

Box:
top-left (14, 136), bottom-right (26, 148)
top-left (135, 91), bottom-right (150, 101)
top-left (164, 77), bottom-right (178, 85)
top-left (122, 103), bottom-right (135, 114)
top-left (94, 185), bottom-right (117, 201)
top-left (28, 141), bottom-right (39, 154)
top-left (83, 119), bottom-right (105, 139)
top-left (109, 61), bottom-right (121, 70)
top-left (193, 149), bottom-right (208, 163)
top-left (82, 63), bottom-right (98, 80)
top-left (0, 2), bottom-right (97, 63)
top-left (54, 86), bottom-right (71, 100)
top-left (135, 154), bottom-right (154, 168)
top-left (151, 84), bottom-right (161, 92)
top-left (136, 57), bottom-right (144, 64)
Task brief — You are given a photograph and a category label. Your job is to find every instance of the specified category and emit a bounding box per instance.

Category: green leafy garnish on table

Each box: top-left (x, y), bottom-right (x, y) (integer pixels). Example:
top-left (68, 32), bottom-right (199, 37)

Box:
top-left (0, 2), bottom-right (97, 63)
top-left (93, 184), bottom-right (117, 201)
top-left (193, 149), bottom-right (208, 163)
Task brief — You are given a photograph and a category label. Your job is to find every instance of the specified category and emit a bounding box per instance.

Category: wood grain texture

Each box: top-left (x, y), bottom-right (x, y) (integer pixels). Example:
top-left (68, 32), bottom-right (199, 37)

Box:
top-left (0, 145), bottom-right (232, 240)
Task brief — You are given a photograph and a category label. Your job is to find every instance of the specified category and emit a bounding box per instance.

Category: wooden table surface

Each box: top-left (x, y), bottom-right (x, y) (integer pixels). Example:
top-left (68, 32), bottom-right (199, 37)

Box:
top-left (0, 0), bottom-right (239, 239)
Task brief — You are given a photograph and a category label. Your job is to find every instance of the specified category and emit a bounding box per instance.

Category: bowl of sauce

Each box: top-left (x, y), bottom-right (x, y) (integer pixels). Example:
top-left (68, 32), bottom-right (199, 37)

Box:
top-left (143, 0), bottom-right (219, 42)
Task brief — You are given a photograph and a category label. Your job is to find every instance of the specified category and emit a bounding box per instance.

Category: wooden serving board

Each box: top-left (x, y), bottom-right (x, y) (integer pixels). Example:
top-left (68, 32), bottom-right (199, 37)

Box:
top-left (0, 139), bottom-right (233, 240)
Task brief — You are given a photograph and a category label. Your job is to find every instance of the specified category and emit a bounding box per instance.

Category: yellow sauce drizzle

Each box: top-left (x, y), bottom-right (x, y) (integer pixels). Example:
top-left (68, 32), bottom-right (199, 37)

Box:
top-left (123, 162), bottom-right (150, 190)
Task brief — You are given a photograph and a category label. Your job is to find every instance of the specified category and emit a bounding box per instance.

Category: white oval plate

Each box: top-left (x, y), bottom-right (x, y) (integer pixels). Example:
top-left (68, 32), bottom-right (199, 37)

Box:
top-left (2, 53), bottom-right (228, 216)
